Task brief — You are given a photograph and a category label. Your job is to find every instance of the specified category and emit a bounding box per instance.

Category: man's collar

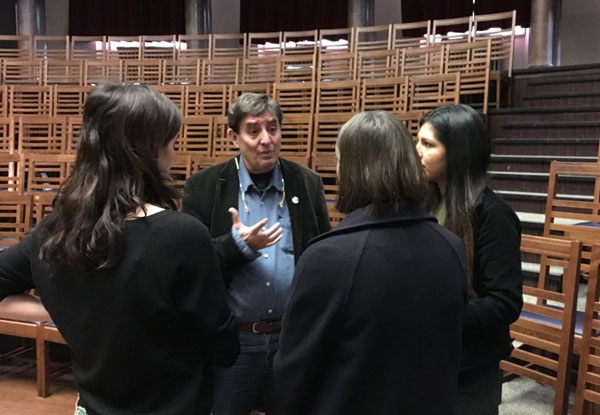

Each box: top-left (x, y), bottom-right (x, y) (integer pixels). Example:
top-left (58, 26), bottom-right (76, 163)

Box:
top-left (237, 155), bottom-right (284, 192)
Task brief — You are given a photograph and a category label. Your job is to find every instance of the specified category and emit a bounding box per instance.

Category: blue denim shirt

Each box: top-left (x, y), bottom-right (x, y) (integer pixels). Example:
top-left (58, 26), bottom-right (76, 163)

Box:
top-left (230, 156), bottom-right (294, 342)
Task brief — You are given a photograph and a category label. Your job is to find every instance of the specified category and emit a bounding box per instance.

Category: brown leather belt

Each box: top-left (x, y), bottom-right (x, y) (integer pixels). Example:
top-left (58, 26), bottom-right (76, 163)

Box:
top-left (239, 321), bottom-right (281, 334)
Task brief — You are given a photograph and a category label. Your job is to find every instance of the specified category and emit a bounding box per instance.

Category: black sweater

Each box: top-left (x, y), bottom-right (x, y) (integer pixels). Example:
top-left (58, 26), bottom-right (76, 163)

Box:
top-left (0, 210), bottom-right (239, 415)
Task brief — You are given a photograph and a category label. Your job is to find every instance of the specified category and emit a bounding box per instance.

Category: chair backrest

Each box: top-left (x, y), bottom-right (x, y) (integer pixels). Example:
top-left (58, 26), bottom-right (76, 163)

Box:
top-left (123, 59), bottom-right (163, 85)
top-left (141, 34), bottom-right (177, 60)
top-left (17, 116), bottom-right (66, 154)
top-left (280, 114), bottom-right (312, 165)
top-left (282, 30), bottom-right (317, 56)
top-left (399, 45), bottom-right (445, 77)
top-left (162, 59), bottom-right (200, 85)
top-left (0, 117), bottom-right (16, 154)
top-left (211, 115), bottom-right (236, 158)
top-left (318, 28), bottom-right (355, 55)
top-left (0, 35), bottom-right (32, 59)
top-left (200, 57), bottom-right (240, 85)
top-left (361, 76), bottom-right (409, 113)
top-left (501, 234), bottom-right (582, 415)
top-left (66, 116), bottom-right (83, 154)
top-left (432, 16), bottom-right (473, 45)
top-left (248, 31), bottom-right (282, 57)
top-left (242, 56), bottom-right (279, 84)
top-left (357, 49), bottom-right (399, 80)
top-left (393, 110), bottom-right (424, 142)
top-left (408, 72), bottom-right (460, 112)
top-left (543, 161), bottom-right (600, 278)
top-left (0, 193), bottom-right (33, 247)
top-left (277, 54), bottom-right (316, 83)
top-left (211, 33), bottom-right (247, 58)
top-left (312, 112), bottom-right (353, 158)
top-left (473, 10), bottom-right (516, 76)
top-left (228, 83), bottom-right (271, 109)
top-left (83, 60), bottom-right (123, 85)
top-left (316, 79), bottom-right (360, 113)
top-left (317, 51), bottom-right (357, 82)
top-left (52, 86), bottom-right (93, 117)
top-left (392, 20), bottom-right (431, 49)
top-left (33, 35), bottom-right (69, 60)
top-left (70, 35), bottom-right (106, 60)
top-left (150, 85), bottom-right (186, 113)
top-left (185, 85), bottom-right (227, 116)
top-left (574, 243), bottom-right (600, 414)
top-left (25, 152), bottom-right (75, 194)
top-left (107, 35), bottom-right (142, 60)
top-left (355, 24), bottom-right (392, 52)
top-left (272, 82), bottom-right (315, 115)
top-left (177, 34), bottom-right (211, 59)
top-left (8, 86), bottom-right (52, 116)
top-left (2, 59), bottom-right (43, 85)
top-left (176, 116), bottom-right (213, 155)
top-left (43, 60), bottom-right (84, 86)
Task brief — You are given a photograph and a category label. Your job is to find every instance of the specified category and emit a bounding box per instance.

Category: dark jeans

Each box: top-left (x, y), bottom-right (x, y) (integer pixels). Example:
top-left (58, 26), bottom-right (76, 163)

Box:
top-left (455, 364), bottom-right (501, 415)
top-left (212, 333), bottom-right (278, 415)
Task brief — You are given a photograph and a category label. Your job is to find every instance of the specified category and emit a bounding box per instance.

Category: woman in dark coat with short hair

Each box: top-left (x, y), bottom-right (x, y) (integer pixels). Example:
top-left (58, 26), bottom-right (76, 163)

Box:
top-left (273, 111), bottom-right (468, 415)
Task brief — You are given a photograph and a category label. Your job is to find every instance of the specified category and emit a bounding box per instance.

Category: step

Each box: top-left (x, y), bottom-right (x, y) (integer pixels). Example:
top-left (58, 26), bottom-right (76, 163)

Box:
top-left (497, 121), bottom-right (600, 139)
top-left (523, 92), bottom-right (600, 101)
top-left (528, 75), bottom-right (600, 86)
top-left (494, 189), bottom-right (592, 215)
top-left (491, 138), bottom-right (598, 158)
top-left (489, 169), bottom-right (596, 194)
top-left (489, 106), bottom-right (600, 115)
top-left (489, 155), bottom-right (597, 171)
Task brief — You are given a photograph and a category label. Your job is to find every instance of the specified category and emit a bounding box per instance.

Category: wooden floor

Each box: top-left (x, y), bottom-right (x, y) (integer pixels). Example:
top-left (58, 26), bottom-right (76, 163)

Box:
top-left (0, 358), bottom-right (77, 415)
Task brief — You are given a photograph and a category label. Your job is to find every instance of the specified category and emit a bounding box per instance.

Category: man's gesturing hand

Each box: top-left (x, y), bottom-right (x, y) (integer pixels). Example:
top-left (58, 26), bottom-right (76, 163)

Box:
top-left (229, 208), bottom-right (283, 252)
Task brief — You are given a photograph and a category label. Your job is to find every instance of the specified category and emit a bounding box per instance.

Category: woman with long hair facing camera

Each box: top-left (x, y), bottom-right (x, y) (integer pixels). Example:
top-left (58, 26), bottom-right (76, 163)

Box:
top-left (0, 84), bottom-right (239, 415)
top-left (274, 111), bottom-right (468, 415)
top-left (417, 104), bottom-right (522, 414)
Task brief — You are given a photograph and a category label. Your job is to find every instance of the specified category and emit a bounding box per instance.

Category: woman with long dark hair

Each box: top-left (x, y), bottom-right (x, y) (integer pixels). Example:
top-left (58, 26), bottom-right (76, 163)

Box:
top-left (274, 111), bottom-right (468, 414)
top-left (0, 84), bottom-right (239, 414)
top-left (417, 104), bottom-right (522, 414)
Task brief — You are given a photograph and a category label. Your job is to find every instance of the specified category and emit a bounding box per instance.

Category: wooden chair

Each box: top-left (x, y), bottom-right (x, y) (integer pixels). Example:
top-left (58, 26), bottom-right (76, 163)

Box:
top-left (65, 116), bottom-right (83, 154)
top-left (473, 10), bottom-right (517, 108)
top-left (43, 60), bottom-right (84, 86)
top-left (312, 112), bottom-right (352, 159)
top-left (327, 203), bottom-right (345, 228)
top-left (316, 80), bottom-right (360, 113)
top-left (162, 59), bottom-right (200, 85)
top-left (357, 49), bottom-right (399, 80)
top-left (574, 244), bottom-right (600, 414)
top-left (0, 117), bottom-right (16, 154)
top-left (177, 34), bottom-right (211, 59)
top-left (392, 20), bottom-right (431, 49)
top-left (2, 59), bottom-right (43, 85)
top-left (24, 153), bottom-right (75, 222)
top-left (17, 116), bottom-right (66, 154)
top-left (123, 60), bottom-right (163, 85)
top-left (177, 116), bottom-right (213, 155)
top-left (501, 234), bottom-right (583, 415)
top-left (8, 86), bottom-right (52, 116)
top-left (107, 35), bottom-right (141, 60)
top-left (394, 110), bottom-right (425, 142)
top-left (0, 193), bottom-right (32, 247)
top-left (200, 57), bottom-right (240, 85)
top-left (0, 35), bottom-right (32, 59)
top-left (242, 56), bottom-right (279, 84)
top-left (36, 321), bottom-right (69, 398)
top-left (361, 76), bottom-right (409, 113)
top-left (228, 83), bottom-right (271, 103)
top-left (444, 39), bottom-right (492, 113)
top-left (70, 35), bottom-right (106, 60)
top-left (52, 86), bottom-right (93, 117)
top-left (0, 84), bottom-right (7, 117)
top-left (409, 73), bottom-right (461, 112)
top-left (317, 51), bottom-right (357, 82)
top-left (184, 85), bottom-right (227, 116)
top-left (170, 154), bottom-right (193, 190)
top-left (33, 35), bottom-right (69, 60)
top-left (83, 60), bottom-right (123, 85)
top-left (211, 116), bottom-right (236, 159)
top-left (211, 33), bottom-right (247, 58)
top-left (247, 31), bottom-right (282, 57)
top-left (282, 30), bottom-right (317, 56)
top-left (277, 54), bottom-right (316, 84)
top-left (280, 114), bottom-right (312, 166)
top-left (431, 16), bottom-right (473, 45)
top-left (312, 157), bottom-right (338, 202)
top-left (273, 82), bottom-right (315, 115)
top-left (0, 152), bottom-right (24, 200)
top-left (399, 45), bottom-right (445, 77)
top-left (318, 28), bottom-right (355, 55)
top-left (355, 24), bottom-right (392, 52)
top-left (141, 34), bottom-right (177, 60)
top-left (150, 85), bottom-right (186, 112)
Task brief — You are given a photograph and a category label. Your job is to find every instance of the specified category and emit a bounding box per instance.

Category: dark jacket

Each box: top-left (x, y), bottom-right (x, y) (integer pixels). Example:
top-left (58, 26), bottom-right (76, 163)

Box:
top-left (181, 156), bottom-right (331, 284)
top-left (461, 187), bottom-right (523, 377)
top-left (273, 205), bottom-right (468, 415)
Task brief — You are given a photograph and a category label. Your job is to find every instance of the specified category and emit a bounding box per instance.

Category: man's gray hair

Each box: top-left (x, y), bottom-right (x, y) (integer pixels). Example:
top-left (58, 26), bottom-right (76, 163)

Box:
top-left (227, 93), bottom-right (283, 133)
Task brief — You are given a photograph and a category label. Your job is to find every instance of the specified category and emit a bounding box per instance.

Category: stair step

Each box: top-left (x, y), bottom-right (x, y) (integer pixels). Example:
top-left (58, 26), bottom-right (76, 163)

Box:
top-left (503, 121), bottom-right (600, 129)
top-left (528, 75), bottom-right (600, 86)
top-left (489, 106), bottom-right (600, 115)
top-left (495, 189), bottom-right (593, 201)
top-left (523, 92), bottom-right (600, 100)
top-left (492, 138), bottom-right (598, 145)
top-left (490, 154), bottom-right (597, 162)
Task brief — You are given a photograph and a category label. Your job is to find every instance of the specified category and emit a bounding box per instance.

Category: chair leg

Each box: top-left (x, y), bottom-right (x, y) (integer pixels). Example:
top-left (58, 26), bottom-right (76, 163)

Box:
top-left (35, 323), bottom-right (50, 398)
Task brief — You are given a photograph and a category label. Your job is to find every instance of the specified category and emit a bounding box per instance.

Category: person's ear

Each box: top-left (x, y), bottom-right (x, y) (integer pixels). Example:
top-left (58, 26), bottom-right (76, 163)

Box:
top-left (228, 128), bottom-right (239, 148)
